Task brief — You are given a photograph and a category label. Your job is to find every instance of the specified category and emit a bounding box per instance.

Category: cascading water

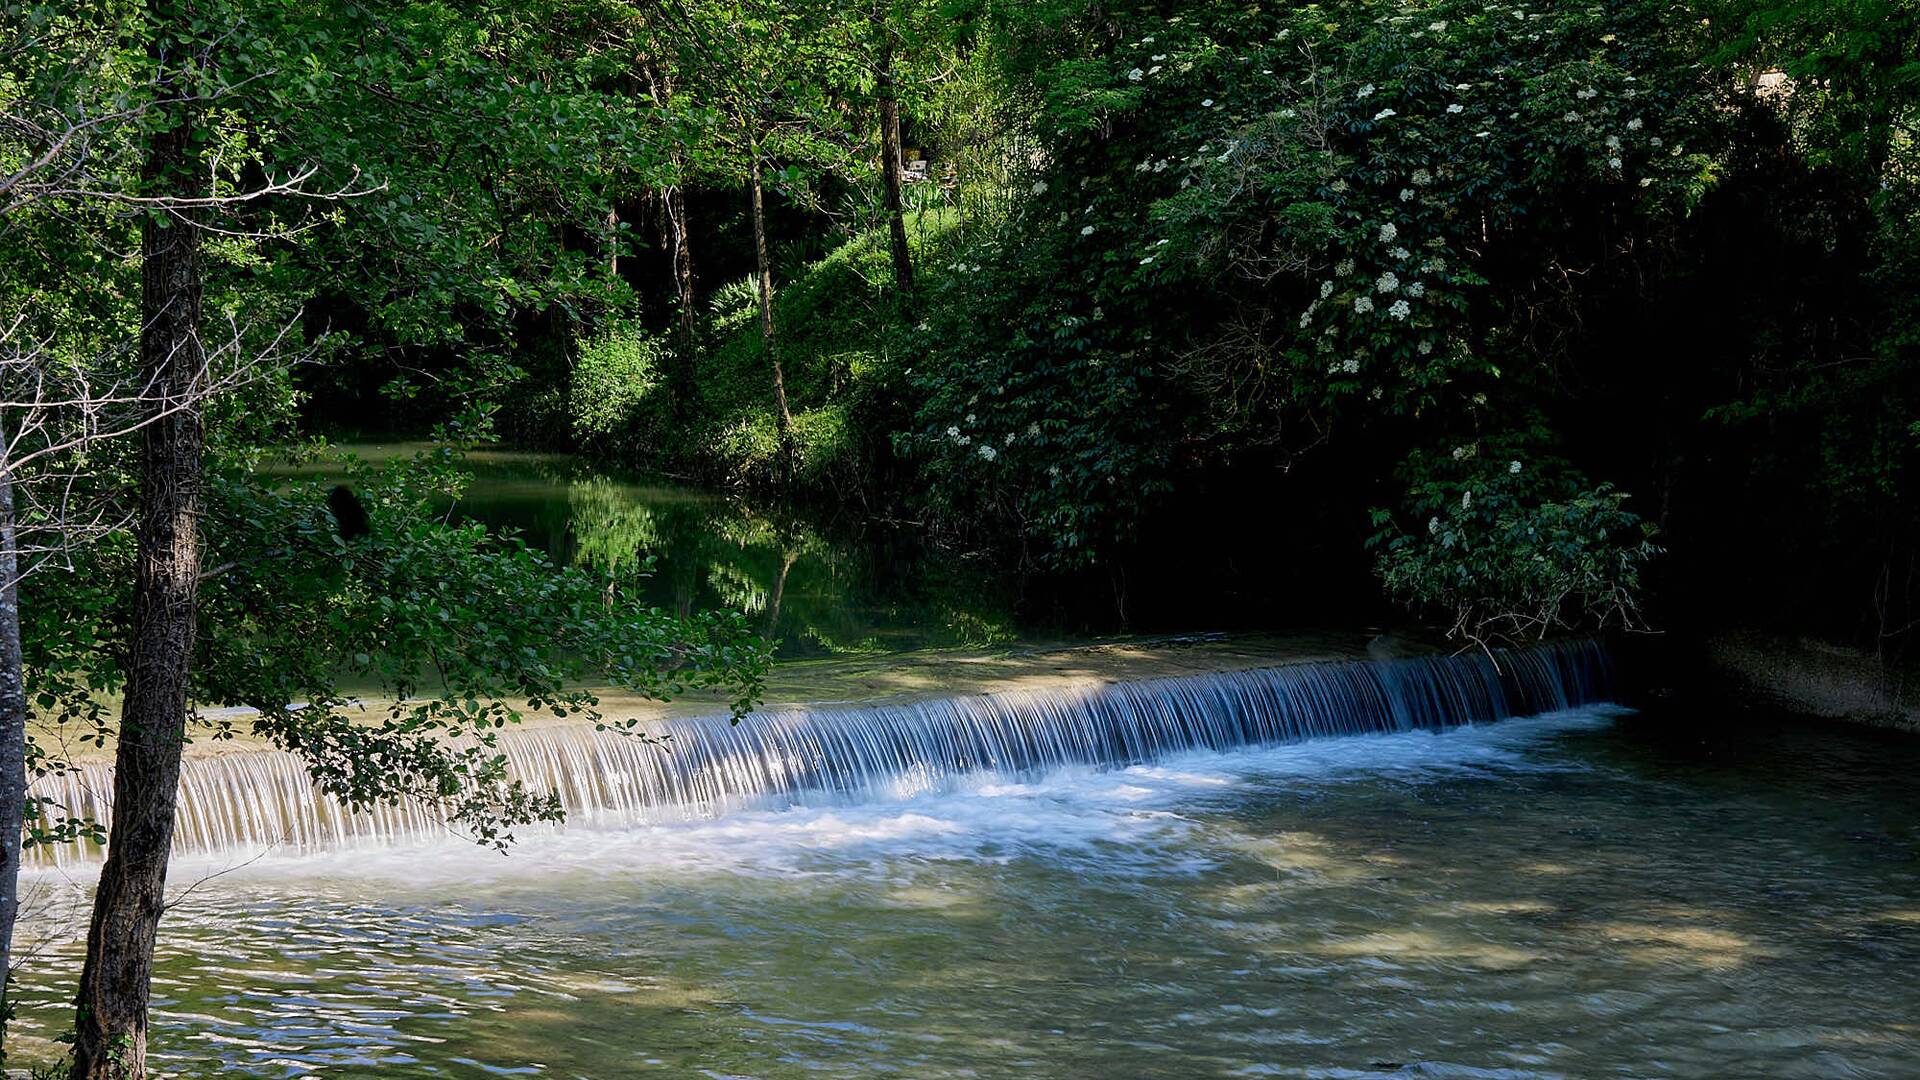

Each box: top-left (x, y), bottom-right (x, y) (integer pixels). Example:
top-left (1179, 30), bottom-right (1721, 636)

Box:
top-left (27, 641), bottom-right (1610, 866)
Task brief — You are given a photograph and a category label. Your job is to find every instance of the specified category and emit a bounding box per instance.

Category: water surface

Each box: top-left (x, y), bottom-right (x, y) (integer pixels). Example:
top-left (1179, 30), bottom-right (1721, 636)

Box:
top-left (15, 704), bottom-right (1920, 1078)
top-left (269, 443), bottom-right (1023, 659)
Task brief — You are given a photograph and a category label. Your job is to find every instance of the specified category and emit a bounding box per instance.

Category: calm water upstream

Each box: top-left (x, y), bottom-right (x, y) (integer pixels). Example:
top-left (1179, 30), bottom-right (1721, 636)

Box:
top-left (267, 443), bottom-right (1026, 659)
top-left (14, 703), bottom-right (1920, 1078)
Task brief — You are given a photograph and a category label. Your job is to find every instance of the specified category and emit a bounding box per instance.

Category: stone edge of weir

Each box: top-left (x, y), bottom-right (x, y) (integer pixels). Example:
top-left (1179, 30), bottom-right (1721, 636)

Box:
top-left (39, 630), bottom-right (1392, 766)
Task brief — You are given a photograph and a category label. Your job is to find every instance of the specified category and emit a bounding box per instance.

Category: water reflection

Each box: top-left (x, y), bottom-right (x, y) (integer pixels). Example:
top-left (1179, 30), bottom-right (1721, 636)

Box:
top-left (278, 445), bottom-right (1020, 659)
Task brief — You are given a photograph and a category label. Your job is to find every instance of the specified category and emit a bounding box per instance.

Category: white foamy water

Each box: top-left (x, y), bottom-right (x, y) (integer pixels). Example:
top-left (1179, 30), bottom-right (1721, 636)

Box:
top-left (29, 642), bottom-right (1612, 870)
top-left (124, 705), bottom-right (1623, 886)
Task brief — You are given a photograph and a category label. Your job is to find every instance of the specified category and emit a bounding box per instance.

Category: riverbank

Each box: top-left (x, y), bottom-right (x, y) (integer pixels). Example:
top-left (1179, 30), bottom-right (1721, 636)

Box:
top-left (1703, 631), bottom-right (1920, 735)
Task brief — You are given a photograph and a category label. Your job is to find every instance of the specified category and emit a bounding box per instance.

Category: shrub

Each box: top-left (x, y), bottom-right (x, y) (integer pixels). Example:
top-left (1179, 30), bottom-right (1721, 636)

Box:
top-left (568, 325), bottom-right (673, 459)
top-left (1371, 438), bottom-right (1661, 648)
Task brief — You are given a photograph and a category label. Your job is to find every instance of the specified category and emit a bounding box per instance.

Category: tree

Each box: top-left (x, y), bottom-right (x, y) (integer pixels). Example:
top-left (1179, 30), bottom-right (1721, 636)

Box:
top-left (0, 2), bottom-right (764, 1073)
top-left (651, 0), bottom-right (864, 478)
top-left (0, 6), bottom-right (329, 1046)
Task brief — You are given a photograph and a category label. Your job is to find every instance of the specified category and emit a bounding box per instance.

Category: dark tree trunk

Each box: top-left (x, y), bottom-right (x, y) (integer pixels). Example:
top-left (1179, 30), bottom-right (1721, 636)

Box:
top-left (69, 37), bottom-right (208, 1077)
top-left (605, 204), bottom-right (620, 277)
top-left (660, 179), bottom-right (698, 412)
top-left (874, 15), bottom-right (914, 295)
top-left (749, 150), bottom-right (794, 477)
top-left (641, 64), bottom-right (700, 413)
top-left (0, 460), bottom-right (26, 1047)
top-left (664, 181), bottom-right (697, 343)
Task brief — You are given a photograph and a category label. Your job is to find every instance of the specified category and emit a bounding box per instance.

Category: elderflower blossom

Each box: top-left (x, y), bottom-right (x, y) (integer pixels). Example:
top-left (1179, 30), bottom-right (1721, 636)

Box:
top-left (1452, 443), bottom-right (1477, 460)
top-left (1357, 83), bottom-right (1376, 98)
top-left (1608, 156), bottom-right (1623, 169)
top-left (1373, 108), bottom-right (1397, 122)
top-left (1128, 68), bottom-right (1145, 82)
top-left (1376, 272), bottom-right (1400, 293)
top-left (1626, 117), bottom-right (1644, 131)
top-left (946, 425), bottom-right (961, 439)
top-left (1509, 460), bottom-right (1522, 474)
top-left (1379, 222), bottom-right (1398, 243)
top-left (1081, 225), bottom-right (1095, 236)
top-left (1446, 103), bottom-right (1465, 114)
top-left (1335, 259), bottom-right (1356, 277)
top-left (1429, 516), bottom-right (1441, 534)
top-left (1400, 188), bottom-right (1415, 202)
top-left (978, 444), bottom-right (997, 461)
top-left (1353, 295), bottom-right (1375, 314)
top-left (1417, 338), bottom-right (1433, 355)
top-left (1405, 281), bottom-right (1426, 298)
top-left (1319, 280), bottom-right (1335, 298)
top-left (1428, 20), bottom-right (1447, 31)
top-left (1461, 490), bottom-right (1473, 510)
top-left (1576, 87), bottom-right (1598, 100)
top-left (1390, 246), bottom-right (1412, 260)
top-left (1411, 168), bottom-right (1433, 186)
top-left (1342, 357), bottom-right (1360, 373)
top-left (1388, 299), bottom-right (1411, 319)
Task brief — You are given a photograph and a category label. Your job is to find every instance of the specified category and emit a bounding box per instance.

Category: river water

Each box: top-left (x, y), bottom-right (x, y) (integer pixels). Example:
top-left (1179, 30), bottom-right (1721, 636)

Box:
top-left (13, 703), bottom-right (1920, 1078)
top-left (15, 448), bottom-right (1919, 1076)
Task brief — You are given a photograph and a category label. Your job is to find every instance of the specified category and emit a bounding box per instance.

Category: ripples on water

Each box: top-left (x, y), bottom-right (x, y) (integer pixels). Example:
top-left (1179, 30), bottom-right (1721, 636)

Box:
top-left (14, 706), bottom-right (1920, 1079)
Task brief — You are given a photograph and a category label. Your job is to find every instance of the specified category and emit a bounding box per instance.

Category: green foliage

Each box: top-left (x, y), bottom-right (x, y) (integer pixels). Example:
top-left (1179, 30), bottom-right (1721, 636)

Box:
top-left (26, 446), bottom-right (771, 851)
top-left (896, 0), bottom-right (1710, 581)
top-left (569, 325), bottom-right (674, 459)
top-left (1371, 438), bottom-right (1660, 647)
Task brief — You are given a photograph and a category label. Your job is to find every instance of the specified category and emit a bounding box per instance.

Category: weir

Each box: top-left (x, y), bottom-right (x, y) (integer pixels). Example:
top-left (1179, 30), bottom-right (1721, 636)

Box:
top-left (27, 641), bottom-right (1611, 866)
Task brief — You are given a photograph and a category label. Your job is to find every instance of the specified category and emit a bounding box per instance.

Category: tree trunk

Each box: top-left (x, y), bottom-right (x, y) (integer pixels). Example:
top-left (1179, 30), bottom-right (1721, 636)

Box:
top-left (641, 63), bottom-right (699, 412)
top-left (660, 178), bottom-right (699, 416)
top-left (748, 151), bottom-right (794, 477)
top-left (0, 460), bottom-right (26, 1051)
top-left (874, 15), bottom-right (914, 295)
top-left (605, 204), bottom-right (620, 278)
top-left (69, 43), bottom-right (208, 1079)
top-left (664, 181), bottom-right (697, 345)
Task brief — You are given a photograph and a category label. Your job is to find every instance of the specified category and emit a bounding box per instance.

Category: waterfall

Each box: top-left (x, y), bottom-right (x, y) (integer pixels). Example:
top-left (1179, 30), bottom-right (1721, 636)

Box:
top-left (27, 641), bottom-right (1611, 865)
